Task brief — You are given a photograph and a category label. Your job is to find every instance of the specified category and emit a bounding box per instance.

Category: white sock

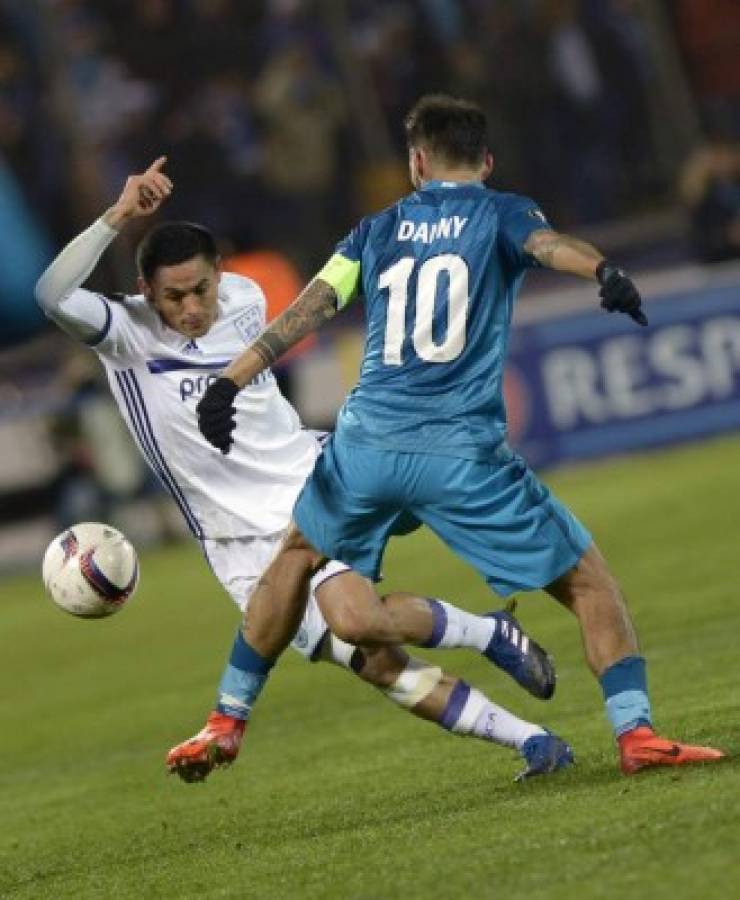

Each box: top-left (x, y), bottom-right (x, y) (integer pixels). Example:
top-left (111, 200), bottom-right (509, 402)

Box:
top-left (444, 684), bottom-right (544, 750)
top-left (425, 599), bottom-right (495, 651)
top-left (470, 700), bottom-right (545, 750)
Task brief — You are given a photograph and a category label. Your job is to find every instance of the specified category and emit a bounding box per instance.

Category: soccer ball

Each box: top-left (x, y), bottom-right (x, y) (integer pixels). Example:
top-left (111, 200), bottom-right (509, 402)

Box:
top-left (42, 522), bottom-right (139, 618)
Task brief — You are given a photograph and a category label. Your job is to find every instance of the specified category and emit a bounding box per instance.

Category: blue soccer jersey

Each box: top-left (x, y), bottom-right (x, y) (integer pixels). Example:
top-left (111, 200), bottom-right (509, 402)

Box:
top-left (318, 180), bottom-right (551, 459)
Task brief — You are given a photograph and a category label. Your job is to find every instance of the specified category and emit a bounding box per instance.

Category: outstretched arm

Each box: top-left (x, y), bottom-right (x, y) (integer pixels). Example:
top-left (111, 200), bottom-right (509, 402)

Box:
top-left (35, 157), bottom-right (172, 343)
top-left (196, 277), bottom-right (340, 454)
top-left (523, 229), bottom-right (603, 279)
top-left (524, 229), bottom-right (647, 326)
top-left (223, 278), bottom-right (339, 389)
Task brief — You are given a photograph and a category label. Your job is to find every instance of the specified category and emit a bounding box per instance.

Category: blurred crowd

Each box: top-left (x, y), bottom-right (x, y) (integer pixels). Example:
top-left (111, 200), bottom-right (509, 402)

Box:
top-left (0, 0), bottom-right (739, 565)
top-left (1, 0), bottom-right (738, 280)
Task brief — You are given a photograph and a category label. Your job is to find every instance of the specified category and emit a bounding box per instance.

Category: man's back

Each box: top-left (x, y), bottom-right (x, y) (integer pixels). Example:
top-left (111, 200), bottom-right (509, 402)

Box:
top-left (334, 181), bottom-right (548, 459)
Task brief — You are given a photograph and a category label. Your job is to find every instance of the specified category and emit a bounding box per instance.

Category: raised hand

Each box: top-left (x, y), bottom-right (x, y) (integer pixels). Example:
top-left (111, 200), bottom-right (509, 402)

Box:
top-left (105, 157), bottom-right (173, 228)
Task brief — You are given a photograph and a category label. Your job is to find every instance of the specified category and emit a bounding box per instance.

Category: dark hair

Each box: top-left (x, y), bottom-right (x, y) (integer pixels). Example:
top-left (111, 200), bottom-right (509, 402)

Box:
top-left (136, 221), bottom-right (219, 282)
top-left (404, 94), bottom-right (488, 166)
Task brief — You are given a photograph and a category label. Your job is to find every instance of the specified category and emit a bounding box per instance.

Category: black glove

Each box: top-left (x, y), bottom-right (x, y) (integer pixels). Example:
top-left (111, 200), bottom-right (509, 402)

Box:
top-left (596, 260), bottom-right (648, 327)
top-left (196, 376), bottom-right (239, 454)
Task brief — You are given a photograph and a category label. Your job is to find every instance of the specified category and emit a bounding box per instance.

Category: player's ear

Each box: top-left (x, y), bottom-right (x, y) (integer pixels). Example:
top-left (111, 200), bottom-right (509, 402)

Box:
top-left (137, 275), bottom-right (152, 300)
top-left (409, 146), bottom-right (425, 186)
top-left (213, 257), bottom-right (223, 282)
top-left (482, 151), bottom-right (494, 181)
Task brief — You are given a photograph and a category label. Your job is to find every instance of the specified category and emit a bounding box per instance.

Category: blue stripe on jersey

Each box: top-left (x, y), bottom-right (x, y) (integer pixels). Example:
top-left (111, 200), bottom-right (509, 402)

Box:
top-left (117, 371), bottom-right (203, 538)
top-left (114, 371), bottom-right (196, 535)
top-left (126, 370), bottom-right (204, 539)
top-left (114, 370), bottom-right (204, 539)
top-left (83, 295), bottom-right (112, 347)
top-left (147, 358), bottom-right (233, 374)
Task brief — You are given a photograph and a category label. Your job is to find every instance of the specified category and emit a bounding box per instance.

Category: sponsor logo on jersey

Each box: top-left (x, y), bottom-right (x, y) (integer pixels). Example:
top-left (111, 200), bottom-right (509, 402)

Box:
top-left (234, 307), bottom-right (263, 345)
top-left (180, 373), bottom-right (220, 401)
top-left (397, 216), bottom-right (468, 244)
top-left (179, 370), bottom-right (271, 401)
top-left (181, 338), bottom-right (201, 354)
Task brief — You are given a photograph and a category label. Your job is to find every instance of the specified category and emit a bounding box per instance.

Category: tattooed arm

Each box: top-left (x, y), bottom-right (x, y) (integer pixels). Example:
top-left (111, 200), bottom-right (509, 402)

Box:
top-left (224, 278), bottom-right (339, 389)
top-left (197, 273), bottom-right (348, 452)
top-left (524, 229), bottom-right (648, 326)
top-left (523, 229), bottom-right (604, 279)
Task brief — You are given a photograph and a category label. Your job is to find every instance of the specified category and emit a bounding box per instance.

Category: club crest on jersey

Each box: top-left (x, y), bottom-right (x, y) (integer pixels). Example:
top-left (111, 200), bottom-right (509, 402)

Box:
top-left (234, 307), bottom-right (263, 345)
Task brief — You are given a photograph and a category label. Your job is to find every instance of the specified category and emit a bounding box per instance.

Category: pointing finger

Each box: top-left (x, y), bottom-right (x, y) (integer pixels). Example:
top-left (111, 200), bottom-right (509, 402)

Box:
top-left (148, 155), bottom-right (168, 174)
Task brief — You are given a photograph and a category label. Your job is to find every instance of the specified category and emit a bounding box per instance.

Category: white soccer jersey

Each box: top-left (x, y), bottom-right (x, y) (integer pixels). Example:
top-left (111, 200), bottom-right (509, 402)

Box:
top-left (93, 272), bottom-right (320, 539)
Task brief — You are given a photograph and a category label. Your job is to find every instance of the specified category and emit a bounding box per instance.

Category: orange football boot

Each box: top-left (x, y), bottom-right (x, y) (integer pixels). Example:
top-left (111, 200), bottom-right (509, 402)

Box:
top-left (166, 711), bottom-right (246, 782)
top-left (619, 726), bottom-right (726, 775)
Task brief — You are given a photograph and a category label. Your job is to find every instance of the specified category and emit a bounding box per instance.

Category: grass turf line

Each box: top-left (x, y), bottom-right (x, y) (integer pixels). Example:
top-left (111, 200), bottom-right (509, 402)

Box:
top-left (0, 434), bottom-right (738, 899)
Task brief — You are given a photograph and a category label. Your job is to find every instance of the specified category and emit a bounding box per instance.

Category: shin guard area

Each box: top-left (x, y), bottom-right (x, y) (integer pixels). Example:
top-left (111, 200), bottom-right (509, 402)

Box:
top-left (384, 659), bottom-right (443, 709)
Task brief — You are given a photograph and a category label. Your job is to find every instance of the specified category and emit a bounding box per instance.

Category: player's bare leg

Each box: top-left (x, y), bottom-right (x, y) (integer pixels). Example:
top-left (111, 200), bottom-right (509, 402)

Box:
top-left (168, 525), bottom-right (554, 781)
top-left (545, 543), bottom-right (725, 773)
top-left (316, 574), bottom-right (555, 700)
top-left (241, 531), bottom-right (322, 658)
top-left (545, 543), bottom-right (637, 677)
top-left (316, 639), bottom-right (573, 780)
top-left (167, 527), bottom-right (323, 780)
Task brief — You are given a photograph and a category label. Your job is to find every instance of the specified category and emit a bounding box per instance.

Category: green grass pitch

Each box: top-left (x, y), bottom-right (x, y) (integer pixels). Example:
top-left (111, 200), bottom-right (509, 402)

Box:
top-left (1, 435), bottom-right (739, 899)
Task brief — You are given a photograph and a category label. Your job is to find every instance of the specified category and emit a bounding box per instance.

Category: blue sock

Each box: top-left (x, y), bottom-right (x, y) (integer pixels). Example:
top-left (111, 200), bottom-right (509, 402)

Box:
top-left (599, 655), bottom-right (652, 737)
top-left (216, 630), bottom-right (275, 721)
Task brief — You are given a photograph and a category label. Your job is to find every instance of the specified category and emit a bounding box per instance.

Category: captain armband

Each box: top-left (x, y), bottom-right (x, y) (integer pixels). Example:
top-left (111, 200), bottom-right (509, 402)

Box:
top-left (316, 254), bottom-right (361, 310)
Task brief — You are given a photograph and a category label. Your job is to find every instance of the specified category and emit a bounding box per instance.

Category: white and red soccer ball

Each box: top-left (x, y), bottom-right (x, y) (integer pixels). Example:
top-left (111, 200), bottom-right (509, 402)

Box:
top-left (42, 522), bottom-right (139, 618)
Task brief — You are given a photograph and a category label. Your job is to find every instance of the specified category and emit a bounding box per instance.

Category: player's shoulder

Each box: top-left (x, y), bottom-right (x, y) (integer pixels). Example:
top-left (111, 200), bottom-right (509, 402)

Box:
top-left (87, 290), bottom-right (158, 358)
top-left (359, 195), bottom-right (418, 242)
top-left (488, 188), bottom-right (543, 216)
top-left (105, 291), bottom-right (156, 325)
top-left (218, 272), bottom-right (266, 311)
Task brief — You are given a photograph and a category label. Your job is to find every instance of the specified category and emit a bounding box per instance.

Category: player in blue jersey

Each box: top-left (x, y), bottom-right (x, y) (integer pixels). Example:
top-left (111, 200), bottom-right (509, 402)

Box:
top-left (36, 157), bottom-right (568, 785)
top-left (186, 94), bottom-right (725, 778)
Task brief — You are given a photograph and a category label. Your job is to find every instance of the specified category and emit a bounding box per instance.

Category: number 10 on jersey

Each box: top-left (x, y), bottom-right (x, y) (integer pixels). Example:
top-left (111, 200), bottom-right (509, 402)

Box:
top-left (379, 254), bottom-right (470, 365)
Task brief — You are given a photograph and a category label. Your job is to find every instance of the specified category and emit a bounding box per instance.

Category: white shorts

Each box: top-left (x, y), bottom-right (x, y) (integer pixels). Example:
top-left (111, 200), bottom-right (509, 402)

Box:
top-left (201, 533), bottom-right (350, 661)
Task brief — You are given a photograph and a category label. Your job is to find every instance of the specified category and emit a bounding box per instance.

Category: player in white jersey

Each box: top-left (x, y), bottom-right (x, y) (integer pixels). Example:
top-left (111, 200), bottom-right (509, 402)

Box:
top-left (35, 158), bottom-right (573, 782)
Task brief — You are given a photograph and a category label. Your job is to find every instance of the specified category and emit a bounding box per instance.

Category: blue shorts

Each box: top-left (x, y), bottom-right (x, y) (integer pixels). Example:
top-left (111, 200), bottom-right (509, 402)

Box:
top-left (293, 437), bottom-right (592, 597)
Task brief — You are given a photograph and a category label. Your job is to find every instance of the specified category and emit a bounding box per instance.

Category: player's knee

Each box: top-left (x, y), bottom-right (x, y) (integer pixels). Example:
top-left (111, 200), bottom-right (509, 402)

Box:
top-left (324, 601), bottom-right (375, 646)
top-left (580, 545), bottom-right (622, 599)
top-left (549, 543), bottom-right (622, 606)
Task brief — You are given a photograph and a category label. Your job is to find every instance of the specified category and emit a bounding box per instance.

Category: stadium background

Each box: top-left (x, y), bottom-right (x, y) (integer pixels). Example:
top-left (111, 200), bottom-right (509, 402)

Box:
top-left (0, 0), bottom-right (739, 570)
top-left (1, 3), bottom-right (740, 899)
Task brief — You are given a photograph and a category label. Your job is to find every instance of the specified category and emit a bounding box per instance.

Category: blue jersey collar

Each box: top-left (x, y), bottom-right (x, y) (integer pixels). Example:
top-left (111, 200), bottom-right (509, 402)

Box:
top-left (422, 179), bottom-right (485, 190)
